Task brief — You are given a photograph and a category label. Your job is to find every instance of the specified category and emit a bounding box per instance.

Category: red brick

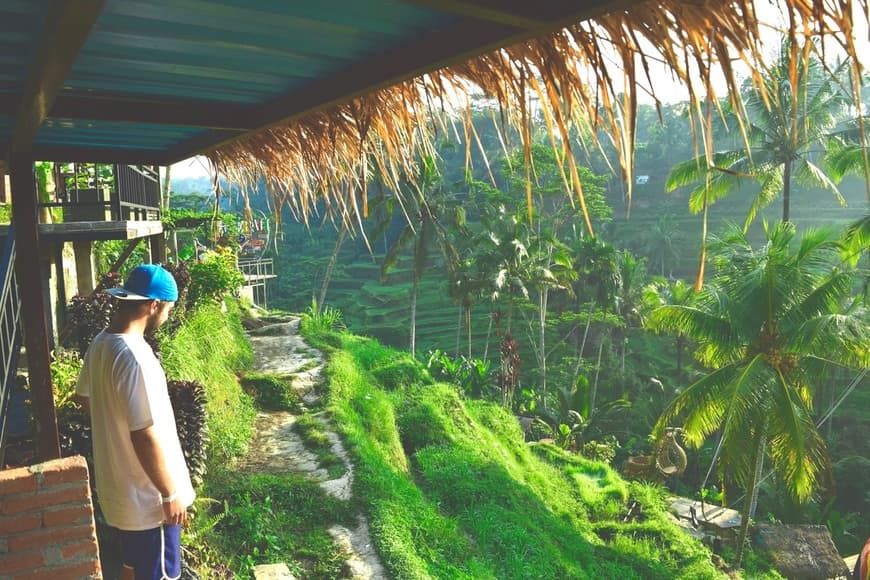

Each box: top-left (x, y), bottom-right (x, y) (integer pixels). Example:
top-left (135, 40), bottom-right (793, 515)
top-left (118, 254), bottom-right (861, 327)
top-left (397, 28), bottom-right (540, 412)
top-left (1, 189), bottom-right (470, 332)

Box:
top-left (36, 457), bottom-right (89, 487)
top-left (43, 505), bottom-right (92, 527)
top-left (0, 484), bottom-right (88, 515)
top-left (0, 467), bottom-right (38, 494)
top-left (0, 551), bottom-right (44, 574)
top-left (7, 524), bottom-right (94, 552)
top-left (0, 512), bottom-right (42, 533)
top-left (20, 560), bottom-right (101, 580)
top-left (61, 537), bottom-right (99, 560)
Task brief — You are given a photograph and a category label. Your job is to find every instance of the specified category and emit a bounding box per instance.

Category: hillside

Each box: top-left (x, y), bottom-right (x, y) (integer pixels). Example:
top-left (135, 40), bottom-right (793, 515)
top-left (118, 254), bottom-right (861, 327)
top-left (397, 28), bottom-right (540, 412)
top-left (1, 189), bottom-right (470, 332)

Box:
top-left (298, 323), bottom-right (773, 579)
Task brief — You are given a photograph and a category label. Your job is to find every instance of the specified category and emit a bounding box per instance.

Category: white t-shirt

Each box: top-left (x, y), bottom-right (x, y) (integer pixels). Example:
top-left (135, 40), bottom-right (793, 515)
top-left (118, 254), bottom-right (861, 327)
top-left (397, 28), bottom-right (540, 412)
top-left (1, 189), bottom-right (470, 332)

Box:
top-left (76, 330), bottom-right (195, 531)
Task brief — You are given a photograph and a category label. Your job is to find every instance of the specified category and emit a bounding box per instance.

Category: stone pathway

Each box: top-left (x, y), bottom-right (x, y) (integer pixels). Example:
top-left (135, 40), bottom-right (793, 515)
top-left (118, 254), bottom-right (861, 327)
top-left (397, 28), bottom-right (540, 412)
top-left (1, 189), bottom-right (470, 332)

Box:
top-left (242, 317), bottom-right (386, 580)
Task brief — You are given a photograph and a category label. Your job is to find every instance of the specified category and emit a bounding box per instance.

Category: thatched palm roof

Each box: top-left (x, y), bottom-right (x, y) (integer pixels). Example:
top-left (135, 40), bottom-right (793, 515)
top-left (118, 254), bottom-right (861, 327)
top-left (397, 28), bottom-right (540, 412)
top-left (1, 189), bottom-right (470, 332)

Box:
top-left (754, 524), bottom-right (851, 578)
top-left (206, 0), bottom-right (868, 236)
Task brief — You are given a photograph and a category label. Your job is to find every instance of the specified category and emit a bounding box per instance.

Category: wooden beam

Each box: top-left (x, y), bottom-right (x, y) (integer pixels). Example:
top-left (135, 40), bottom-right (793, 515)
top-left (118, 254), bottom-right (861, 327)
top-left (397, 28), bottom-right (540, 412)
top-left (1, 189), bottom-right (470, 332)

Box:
top-left (51, 94), bottom-right (254, 131)
top-left (29, 146), bottom-right (175, 166)
top-left (10, 153), bottom-right (60, 461)
top-left (0, 93), bottom-right (255, 132)
top-left (401, 0), bottom-right (548, 29)
top-left (165, 0), bottom-right (643, 163)
top-left (12, 0), bottom-right (106, 152)
top-left (0, 161), bottom-right (7, 204)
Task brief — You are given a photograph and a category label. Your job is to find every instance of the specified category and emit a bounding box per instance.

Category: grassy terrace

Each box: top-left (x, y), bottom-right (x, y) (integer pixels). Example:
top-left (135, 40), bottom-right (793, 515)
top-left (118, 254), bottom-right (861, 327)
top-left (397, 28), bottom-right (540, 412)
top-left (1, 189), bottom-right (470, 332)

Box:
top-left (164, 302), bottom-right (780, 578)
top-left (300, 324), bottom-right (779, 578)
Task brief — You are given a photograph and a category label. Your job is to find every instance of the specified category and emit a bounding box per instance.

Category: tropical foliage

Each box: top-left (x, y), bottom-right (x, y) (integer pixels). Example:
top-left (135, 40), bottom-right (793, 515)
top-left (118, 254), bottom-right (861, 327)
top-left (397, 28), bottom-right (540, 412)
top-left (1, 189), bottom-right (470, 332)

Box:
top-left (647, 221), bottom-right (869, 564)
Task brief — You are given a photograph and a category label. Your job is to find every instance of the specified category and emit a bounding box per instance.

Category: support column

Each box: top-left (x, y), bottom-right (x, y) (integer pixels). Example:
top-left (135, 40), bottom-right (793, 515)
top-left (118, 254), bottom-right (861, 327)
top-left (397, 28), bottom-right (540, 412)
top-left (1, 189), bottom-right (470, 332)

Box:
top-left (149, 233), bottom-right (166, 264)
top-left (10, 152), bottom-right (60, 461)
top-left (0, 161), bottom-right (9, 204)
top-left (73, 240), bottom-right (95, 295)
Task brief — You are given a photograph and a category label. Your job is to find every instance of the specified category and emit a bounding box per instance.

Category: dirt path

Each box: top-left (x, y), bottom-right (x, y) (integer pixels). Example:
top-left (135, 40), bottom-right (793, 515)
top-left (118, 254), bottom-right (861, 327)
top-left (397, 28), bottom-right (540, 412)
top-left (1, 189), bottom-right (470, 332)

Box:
top-left (241, 317), bottom-right (386, 579)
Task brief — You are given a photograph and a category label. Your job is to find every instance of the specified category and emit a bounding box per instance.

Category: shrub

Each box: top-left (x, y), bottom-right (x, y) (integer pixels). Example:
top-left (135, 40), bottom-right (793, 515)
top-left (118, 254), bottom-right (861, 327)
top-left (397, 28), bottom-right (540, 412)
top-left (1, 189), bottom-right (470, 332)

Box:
top-left (168, 380), bottom-right (209, 488)
top-left (425, 350), bottom-right (491, 397)
top-left (187, 248), bottom-right (245, 308)
top-left (50, 348), bottom-right (83, 416)
top-left (65, 273), bottom-right (120, 355)
top-left (300, 298), bottom-right (344, 333)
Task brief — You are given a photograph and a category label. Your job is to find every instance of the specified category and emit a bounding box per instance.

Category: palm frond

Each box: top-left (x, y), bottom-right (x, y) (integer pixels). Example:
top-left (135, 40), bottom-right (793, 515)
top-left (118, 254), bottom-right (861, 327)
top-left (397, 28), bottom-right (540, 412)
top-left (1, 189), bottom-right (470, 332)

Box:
top-left (743, 166), bottom-right (783, 231)
top-left (653, 364), bottom-right (742, 445)
top-left (767, 370), bottom-right (830, 502)
top-left (381, 224), bottom-right (417, 280)
top-left (788, 313), bottom-right (870, 369)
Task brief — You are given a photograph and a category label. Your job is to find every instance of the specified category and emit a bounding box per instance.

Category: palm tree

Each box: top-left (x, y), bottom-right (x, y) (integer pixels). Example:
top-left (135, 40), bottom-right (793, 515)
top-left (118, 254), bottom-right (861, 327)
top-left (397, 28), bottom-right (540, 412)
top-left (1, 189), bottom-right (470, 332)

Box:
top-left (642, 278), bottom-right (694, 375)
top-left (669, 38), bottom-right (852, 228)
top-left (643, 214), bottom-right (684, 277)
top-left (666, 38), bottom-right (855, 290)
top-left (647, 221), bottom-right (869, 567)
top-left (380, 158), bottom-right (463, 357)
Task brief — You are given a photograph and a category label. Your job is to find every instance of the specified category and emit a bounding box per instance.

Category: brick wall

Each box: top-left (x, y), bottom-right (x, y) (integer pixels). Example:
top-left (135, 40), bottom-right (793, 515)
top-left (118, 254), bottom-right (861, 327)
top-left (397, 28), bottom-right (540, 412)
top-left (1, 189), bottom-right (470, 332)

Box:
top-left (0, 455), bottom-right (101, 579)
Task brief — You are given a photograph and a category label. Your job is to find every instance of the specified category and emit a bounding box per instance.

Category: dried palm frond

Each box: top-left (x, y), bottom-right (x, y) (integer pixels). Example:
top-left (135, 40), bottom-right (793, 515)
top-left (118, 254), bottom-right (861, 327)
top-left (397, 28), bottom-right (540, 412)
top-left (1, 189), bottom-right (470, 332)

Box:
top-left (206, 0), bottom-right (868, 237)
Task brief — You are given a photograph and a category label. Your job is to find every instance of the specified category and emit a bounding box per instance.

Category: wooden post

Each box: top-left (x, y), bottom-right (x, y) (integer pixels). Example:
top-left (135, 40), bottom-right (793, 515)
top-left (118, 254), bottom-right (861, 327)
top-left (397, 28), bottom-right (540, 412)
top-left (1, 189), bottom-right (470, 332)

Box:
top-left (0, 161), bottom-right (8, 204)
top-left (149, 232), bottom-right (166, 264)
top-left (10, 153), bottom-right (60, 460)
top-left (73, 240), bottom-right (95, 295)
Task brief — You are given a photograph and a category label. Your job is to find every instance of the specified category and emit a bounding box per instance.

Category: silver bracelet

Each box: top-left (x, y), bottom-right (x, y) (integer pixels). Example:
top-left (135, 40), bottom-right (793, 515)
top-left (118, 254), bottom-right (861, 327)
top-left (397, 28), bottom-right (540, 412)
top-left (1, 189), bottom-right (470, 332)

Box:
top-left (161, 491), bottom-right (178, 504)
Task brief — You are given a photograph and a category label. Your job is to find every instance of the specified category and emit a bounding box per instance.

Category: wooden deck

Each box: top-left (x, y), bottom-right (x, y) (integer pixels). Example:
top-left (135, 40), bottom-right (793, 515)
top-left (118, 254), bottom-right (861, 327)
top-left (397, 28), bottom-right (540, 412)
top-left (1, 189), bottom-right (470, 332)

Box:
top-left (0, 220), bottom-right (163, 242)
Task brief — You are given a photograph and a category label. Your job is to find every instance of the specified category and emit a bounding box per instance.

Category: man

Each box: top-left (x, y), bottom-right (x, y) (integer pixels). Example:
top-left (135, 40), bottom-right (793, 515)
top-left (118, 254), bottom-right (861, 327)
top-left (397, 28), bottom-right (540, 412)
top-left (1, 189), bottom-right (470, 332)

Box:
top-left (76, 264), bottom-right (195, 580)
top-left (855, 536), bottom-right (870, 580)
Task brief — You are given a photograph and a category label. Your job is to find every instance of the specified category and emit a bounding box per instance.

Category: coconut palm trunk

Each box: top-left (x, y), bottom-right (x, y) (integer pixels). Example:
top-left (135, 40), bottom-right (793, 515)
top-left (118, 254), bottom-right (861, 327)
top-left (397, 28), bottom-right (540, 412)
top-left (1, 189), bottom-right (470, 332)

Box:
top-left (539, 286), bottom-right (548, 407)
top-left (736, 431), bottom-right (767, 567)
top-left (319, 225), bottom-right (347, 314)
top-left (410, 274), bottom-right (418, 357)
top-left (466, 303), bottom-right (472, 359)
top-left (782, 161), bottom-right (792, 223)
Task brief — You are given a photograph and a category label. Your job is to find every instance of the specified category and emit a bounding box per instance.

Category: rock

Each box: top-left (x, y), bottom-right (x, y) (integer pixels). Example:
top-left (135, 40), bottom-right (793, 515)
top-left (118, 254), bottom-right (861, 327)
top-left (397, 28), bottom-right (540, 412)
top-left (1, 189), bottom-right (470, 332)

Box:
top-left (253, 562), bottom-right (295, 579)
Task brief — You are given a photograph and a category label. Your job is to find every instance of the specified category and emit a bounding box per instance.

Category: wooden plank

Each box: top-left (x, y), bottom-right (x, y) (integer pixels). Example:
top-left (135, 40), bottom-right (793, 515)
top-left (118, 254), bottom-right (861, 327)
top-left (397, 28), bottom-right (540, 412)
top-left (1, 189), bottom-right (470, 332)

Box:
top-left (10, 153), bottom-right (60, 461)
top-left (165, 0), bottom-right (644, 163)
top-left (11, 0), bottom-right (106, 152)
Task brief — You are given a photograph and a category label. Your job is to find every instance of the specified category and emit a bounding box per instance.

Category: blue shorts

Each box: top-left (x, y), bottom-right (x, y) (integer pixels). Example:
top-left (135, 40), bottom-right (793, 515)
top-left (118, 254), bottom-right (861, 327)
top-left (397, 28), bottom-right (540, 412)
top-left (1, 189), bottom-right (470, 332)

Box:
top-left (119, 524), bottom-right (181, 580)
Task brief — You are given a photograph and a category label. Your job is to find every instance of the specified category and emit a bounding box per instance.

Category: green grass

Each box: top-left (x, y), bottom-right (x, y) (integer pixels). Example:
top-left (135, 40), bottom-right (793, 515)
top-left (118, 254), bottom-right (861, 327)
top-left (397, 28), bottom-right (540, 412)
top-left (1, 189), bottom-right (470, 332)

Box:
top-left (191, 471), bottom-right (354, 579)
top-left (174, 305), bottom-right (356, 578)
top-left (161, 301), bottom-right (255, 464)
top-left (304, 327), bottom-right (731, 579)
top-left (240, 371), bottom-right (301, 412)
top-left (293, 413), bottom-right (346, 479)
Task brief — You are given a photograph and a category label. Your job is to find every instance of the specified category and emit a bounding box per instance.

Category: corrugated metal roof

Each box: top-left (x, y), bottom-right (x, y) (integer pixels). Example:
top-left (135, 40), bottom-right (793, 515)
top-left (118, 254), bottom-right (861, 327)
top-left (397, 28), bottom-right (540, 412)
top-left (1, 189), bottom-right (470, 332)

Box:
top-left (38, 118), bottom-right (204, 150)
top-left (0, 0), bottom-right (48, 92)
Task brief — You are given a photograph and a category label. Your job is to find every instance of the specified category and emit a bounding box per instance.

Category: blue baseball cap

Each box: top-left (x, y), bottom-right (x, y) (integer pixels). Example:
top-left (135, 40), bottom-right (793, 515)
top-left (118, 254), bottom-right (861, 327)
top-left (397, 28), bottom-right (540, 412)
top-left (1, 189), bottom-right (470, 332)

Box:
top-left (106, 264), bottom-right (178, 302)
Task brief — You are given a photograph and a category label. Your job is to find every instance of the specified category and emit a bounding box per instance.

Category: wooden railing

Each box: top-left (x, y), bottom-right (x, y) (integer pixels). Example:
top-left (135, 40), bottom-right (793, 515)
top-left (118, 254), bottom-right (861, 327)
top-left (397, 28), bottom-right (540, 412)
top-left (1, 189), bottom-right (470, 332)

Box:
top-left (0, 226), bottom-right (23, 467)
top-left (37, 163), bottom-right (160, 222)
top-left (238, 257), bottom-right (274, 280)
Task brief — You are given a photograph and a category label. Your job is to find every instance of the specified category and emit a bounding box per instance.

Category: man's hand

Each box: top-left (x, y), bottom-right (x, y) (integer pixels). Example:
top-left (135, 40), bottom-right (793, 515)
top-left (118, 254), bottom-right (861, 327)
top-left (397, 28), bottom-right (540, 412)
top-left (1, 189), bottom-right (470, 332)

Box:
top-left (162, 497), bottom-right (188, 526)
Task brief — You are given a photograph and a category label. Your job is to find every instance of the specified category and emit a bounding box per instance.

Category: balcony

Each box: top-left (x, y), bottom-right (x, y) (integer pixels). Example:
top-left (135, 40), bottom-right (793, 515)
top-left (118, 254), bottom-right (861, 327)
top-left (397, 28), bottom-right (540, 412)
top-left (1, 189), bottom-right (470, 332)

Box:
top-left (29, 163), bottom-right (163, 242)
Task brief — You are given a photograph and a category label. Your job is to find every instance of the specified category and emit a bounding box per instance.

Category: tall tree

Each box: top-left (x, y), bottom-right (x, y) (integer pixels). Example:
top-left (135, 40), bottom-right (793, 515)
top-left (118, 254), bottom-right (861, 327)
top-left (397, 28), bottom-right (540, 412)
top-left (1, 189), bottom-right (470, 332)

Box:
top-left (380, 158), bottom-right (463, 357)
top-left (667, 37), bottom-right (853, 230)
top-left (647, 222), bottom-right (869, 567)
